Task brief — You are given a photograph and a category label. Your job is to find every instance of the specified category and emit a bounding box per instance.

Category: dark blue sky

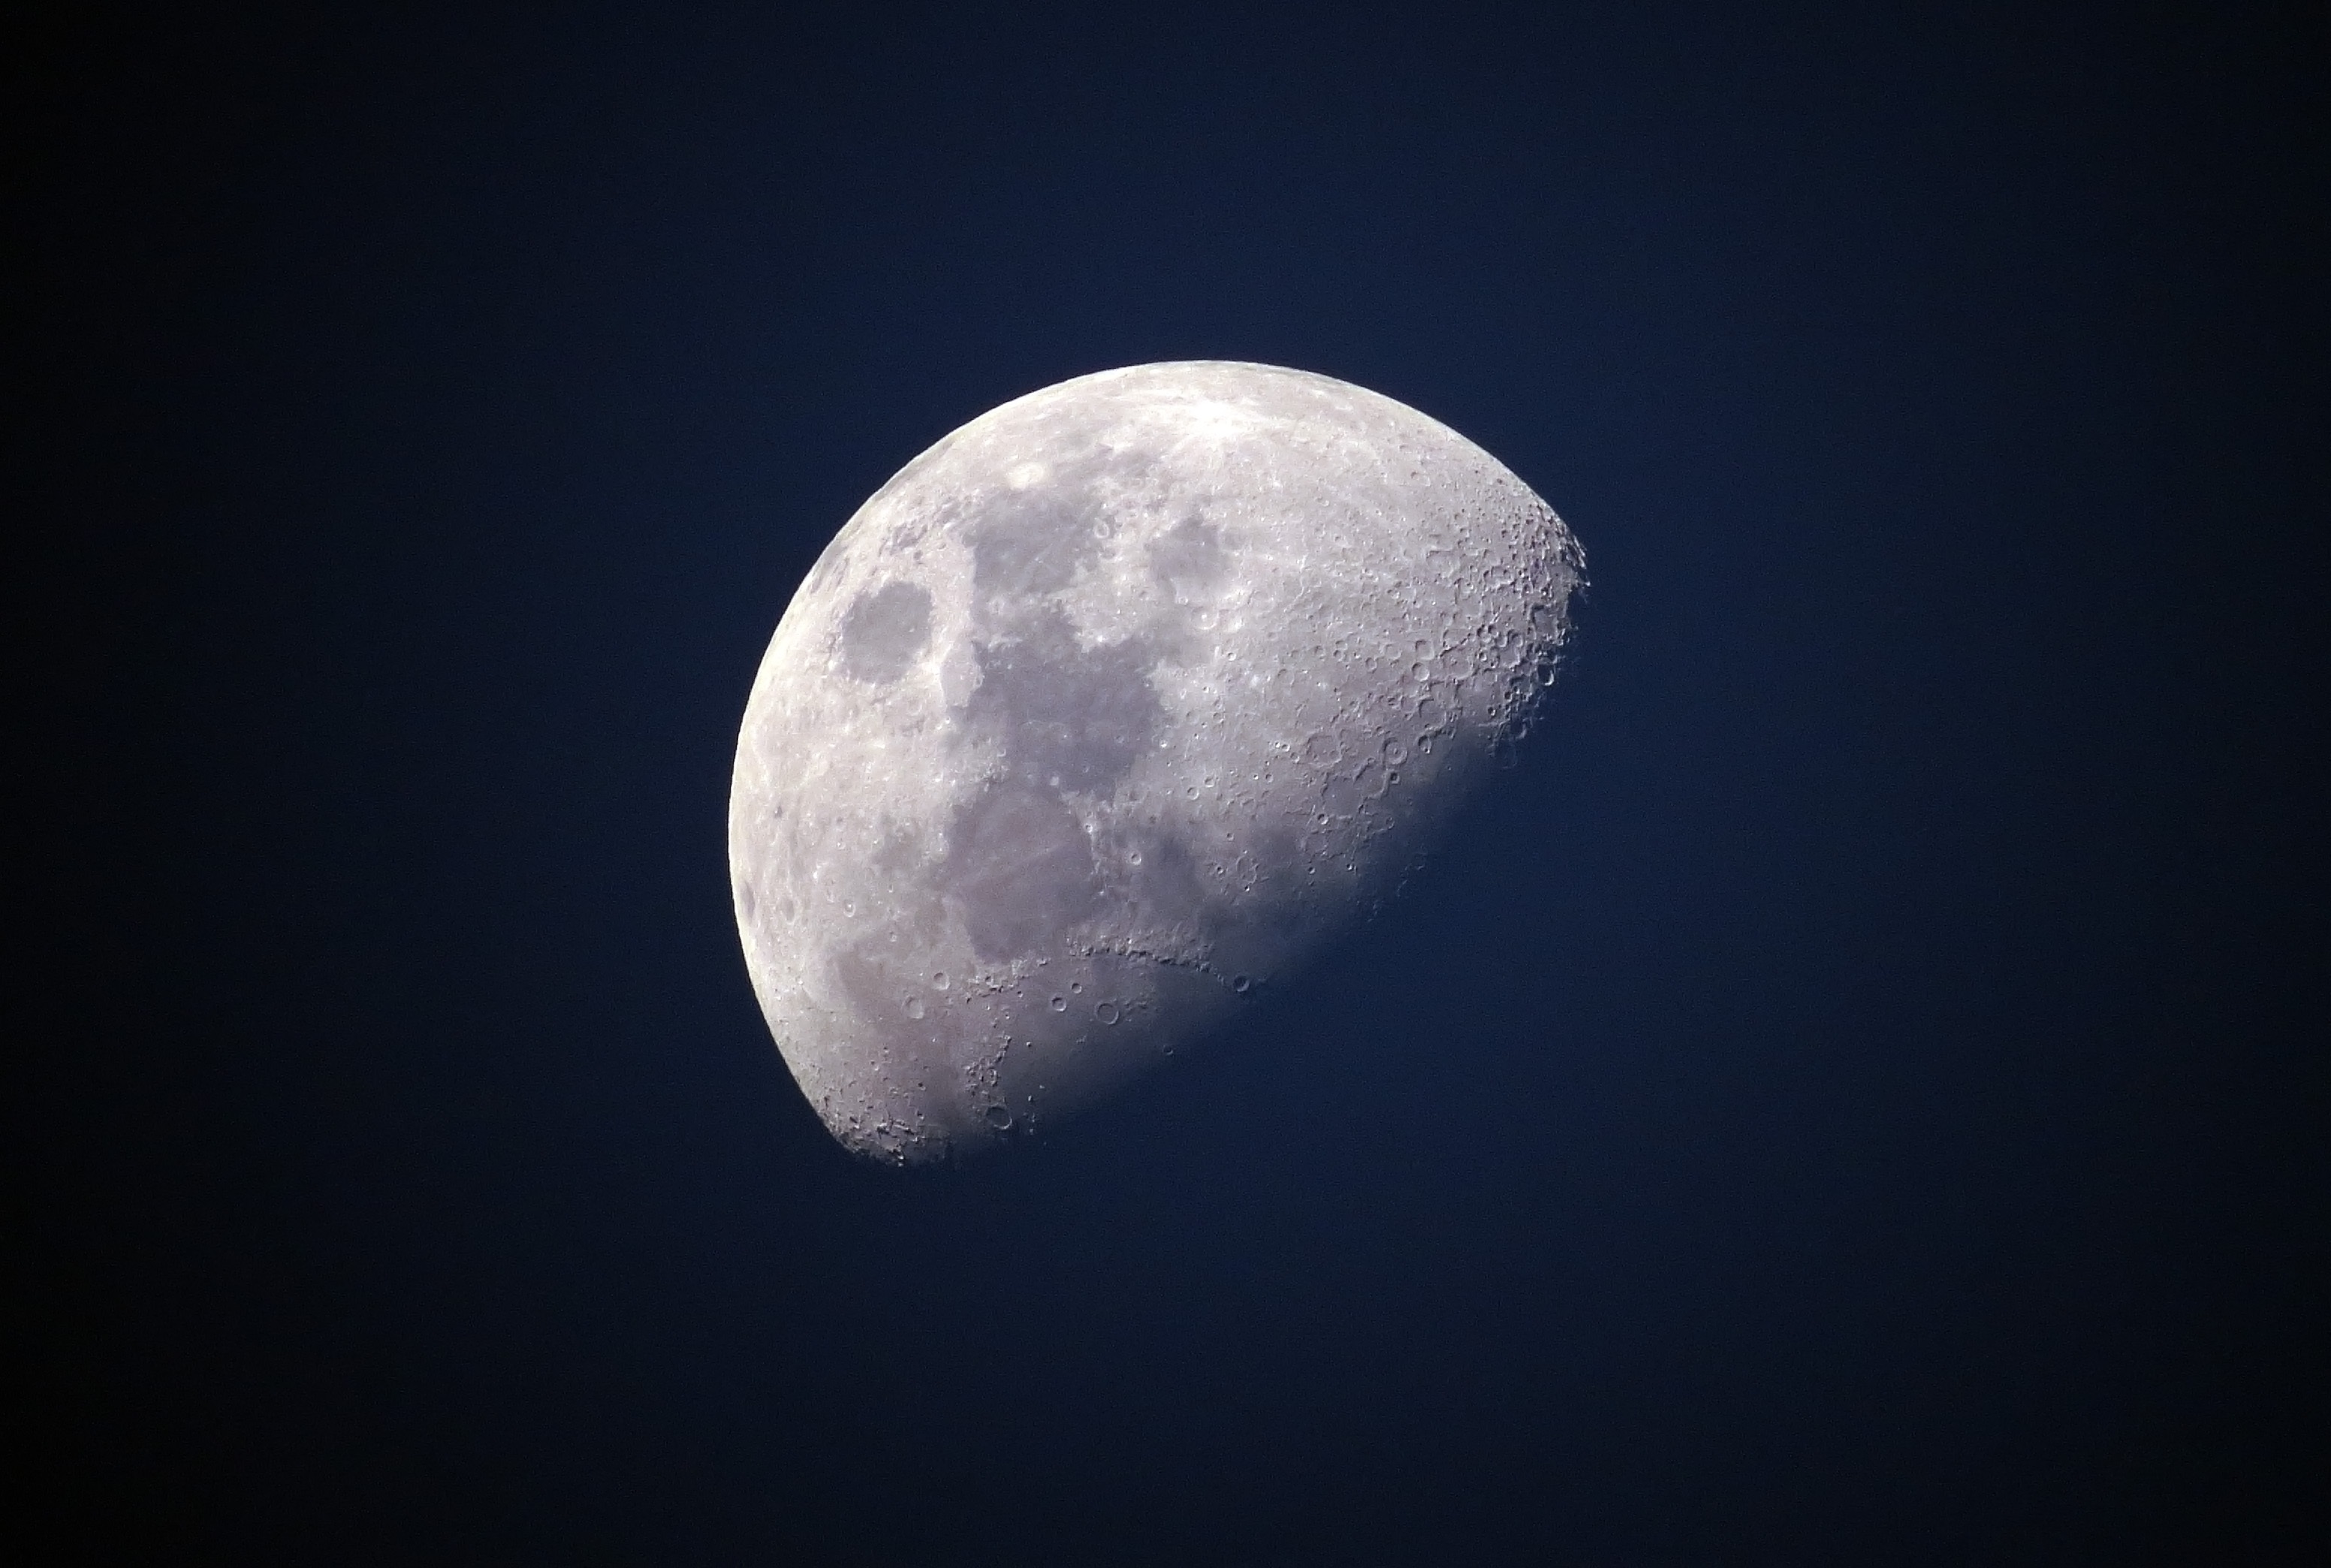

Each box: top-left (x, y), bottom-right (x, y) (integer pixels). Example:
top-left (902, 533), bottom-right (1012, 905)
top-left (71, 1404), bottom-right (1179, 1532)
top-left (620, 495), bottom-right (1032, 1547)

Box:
top-left (29, 4), bottom-right (2326, 1561)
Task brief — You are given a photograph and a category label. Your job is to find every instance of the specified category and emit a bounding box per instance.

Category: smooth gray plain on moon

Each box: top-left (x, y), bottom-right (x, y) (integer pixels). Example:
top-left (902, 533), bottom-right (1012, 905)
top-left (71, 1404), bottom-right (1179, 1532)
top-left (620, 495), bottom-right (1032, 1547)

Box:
top-left (729, 362), bottom-right (1585, 1163)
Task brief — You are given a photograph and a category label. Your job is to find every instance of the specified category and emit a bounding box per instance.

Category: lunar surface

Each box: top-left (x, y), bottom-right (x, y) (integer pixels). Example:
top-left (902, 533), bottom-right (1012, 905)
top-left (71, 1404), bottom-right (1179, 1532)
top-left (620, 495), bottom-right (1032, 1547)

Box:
top-left (729, 362), bottom-right (1584, 1162)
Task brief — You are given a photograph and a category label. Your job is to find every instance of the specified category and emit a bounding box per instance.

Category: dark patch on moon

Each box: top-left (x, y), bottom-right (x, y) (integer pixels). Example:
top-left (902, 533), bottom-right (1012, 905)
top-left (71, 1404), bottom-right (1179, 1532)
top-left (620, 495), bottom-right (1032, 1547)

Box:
top-left (970, 445), bottom-right (1156, 599)
top-left (971, 492), bottom-right (1093, 597)
top-left (1114, 820), bottom-right (1308, 991)
top-left (944, 786), bottom-right (1100, 960)
top-left (828, 945), bottom-right (949, 1094)
top-left (1244, 823), bottom-right (1304, 904)
top-left (839, 581), bottom-right (933, 683)
top-left (965, 609), bottom-right (1158, 798)
top-left (1124, 828), bottom-right (1211, 938)
top-left (828, 946), bottom-right (896, 1035)
top-left (1147, 514), bottom-right (1228, 594)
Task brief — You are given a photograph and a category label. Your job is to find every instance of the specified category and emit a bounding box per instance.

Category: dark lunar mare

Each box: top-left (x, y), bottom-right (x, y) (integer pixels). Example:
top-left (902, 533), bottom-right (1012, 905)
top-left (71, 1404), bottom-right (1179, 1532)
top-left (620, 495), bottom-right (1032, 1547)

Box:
top-left (963, 610), bottom-right (1159, 796)
top-left (969, 442), bottom-right (1159, 598)
top-left (943, 786), bottom-right (1100, 962)
top-left (838, 582), bottom-right (932, 683)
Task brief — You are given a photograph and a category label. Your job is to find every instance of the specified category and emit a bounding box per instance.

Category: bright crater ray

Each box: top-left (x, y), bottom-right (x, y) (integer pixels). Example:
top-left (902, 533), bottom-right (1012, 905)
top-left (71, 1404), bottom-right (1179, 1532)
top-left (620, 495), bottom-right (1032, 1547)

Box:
top-left (728, 362), bottom-right (1585, 1162)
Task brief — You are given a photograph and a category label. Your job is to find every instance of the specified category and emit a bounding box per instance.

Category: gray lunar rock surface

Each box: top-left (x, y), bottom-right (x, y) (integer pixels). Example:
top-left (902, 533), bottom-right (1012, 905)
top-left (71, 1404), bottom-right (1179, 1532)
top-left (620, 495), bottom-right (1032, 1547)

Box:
top-left (728, 361), bottom-right (1585, 1162)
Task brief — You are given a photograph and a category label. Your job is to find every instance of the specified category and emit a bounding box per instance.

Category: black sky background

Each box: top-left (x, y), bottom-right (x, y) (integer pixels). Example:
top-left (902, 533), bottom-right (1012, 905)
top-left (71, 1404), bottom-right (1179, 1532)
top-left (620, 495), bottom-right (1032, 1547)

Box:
top-left (24, 3), bottom-right (2329, 1561)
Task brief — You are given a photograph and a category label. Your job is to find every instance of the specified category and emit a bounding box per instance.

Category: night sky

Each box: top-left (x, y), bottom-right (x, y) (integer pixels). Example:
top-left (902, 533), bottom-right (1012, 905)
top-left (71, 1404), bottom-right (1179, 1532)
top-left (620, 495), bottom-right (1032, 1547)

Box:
top-left (28, 5), bottom-right (2328, 1561)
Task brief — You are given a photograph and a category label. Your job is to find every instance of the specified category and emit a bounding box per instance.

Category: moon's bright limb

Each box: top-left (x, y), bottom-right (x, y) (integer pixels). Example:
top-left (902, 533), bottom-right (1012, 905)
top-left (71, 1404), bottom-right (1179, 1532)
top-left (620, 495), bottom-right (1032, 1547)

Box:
top-left (729, 363), bottom-right (1584, 1162)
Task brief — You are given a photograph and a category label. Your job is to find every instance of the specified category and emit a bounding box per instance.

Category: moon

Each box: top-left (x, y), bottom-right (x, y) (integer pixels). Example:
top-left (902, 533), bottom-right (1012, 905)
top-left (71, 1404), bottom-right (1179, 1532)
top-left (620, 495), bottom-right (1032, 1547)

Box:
top-left (729, 362), bottom-right (1585, 1162)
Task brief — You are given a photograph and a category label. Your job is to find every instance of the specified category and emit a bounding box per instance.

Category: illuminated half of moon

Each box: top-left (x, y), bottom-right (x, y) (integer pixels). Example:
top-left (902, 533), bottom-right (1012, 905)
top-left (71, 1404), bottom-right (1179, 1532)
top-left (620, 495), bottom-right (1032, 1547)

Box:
top-left (729, 362), bottom-right (1583, 1162)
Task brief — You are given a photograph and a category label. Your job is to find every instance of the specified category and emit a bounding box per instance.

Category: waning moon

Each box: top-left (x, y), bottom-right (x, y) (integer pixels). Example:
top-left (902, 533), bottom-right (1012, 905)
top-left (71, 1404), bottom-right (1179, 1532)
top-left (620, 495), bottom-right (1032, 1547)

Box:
top-left (729, 363), bottom-right (1585, 1162)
